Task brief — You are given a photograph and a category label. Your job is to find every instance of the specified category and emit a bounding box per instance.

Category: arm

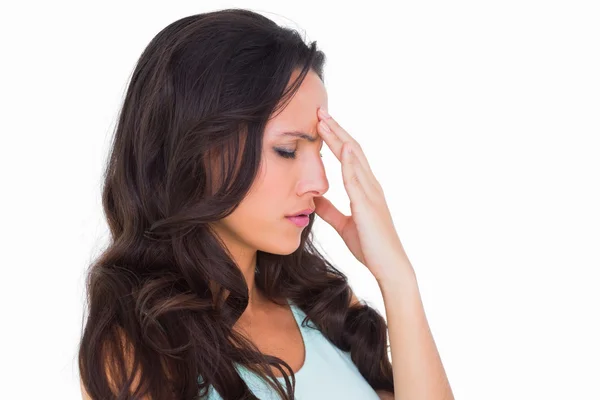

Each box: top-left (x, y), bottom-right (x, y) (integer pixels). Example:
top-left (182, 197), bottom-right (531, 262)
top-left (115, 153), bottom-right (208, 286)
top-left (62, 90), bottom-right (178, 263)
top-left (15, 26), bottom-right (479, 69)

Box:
top-left (377, 258), bottom-right (454, 400)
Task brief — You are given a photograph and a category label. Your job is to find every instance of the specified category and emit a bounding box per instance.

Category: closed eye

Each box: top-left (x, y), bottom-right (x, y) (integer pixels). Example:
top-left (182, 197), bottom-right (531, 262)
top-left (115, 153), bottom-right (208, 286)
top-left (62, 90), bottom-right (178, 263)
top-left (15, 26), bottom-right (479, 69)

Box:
top-left (275, 149), bottom-right (296, 159)
top-left (275, 148), bottom-right (323, 160)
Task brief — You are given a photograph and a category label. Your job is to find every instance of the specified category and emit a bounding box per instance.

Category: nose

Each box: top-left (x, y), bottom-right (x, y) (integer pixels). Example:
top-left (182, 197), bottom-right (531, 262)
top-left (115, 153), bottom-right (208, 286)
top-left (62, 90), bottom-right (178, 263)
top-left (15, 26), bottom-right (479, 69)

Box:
top-left (297, 161), bottom-right (329, 197)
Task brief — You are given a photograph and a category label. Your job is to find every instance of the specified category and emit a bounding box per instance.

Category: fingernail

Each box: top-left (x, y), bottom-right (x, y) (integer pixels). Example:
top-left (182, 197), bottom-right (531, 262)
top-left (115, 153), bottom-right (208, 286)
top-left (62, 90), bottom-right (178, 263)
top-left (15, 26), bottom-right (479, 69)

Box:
top-left (319, 108), bottom-right (331, 119)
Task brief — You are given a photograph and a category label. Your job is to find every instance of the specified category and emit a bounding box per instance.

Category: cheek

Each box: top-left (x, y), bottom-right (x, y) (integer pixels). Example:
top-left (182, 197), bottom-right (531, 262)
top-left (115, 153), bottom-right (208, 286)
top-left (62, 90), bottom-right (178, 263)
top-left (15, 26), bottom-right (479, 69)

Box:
top-left (237, 159), bottom-right (297, 225)
top-left (257, 162), bottom-right (291, 200)
top-left (242, 175), bottom-right (286, 221)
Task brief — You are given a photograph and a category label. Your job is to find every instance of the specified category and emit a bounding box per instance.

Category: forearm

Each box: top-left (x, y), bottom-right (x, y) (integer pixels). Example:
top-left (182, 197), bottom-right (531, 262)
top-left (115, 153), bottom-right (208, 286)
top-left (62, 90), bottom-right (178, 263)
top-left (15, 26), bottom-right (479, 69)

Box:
top-left (376, 257), bottom-right (454, 400)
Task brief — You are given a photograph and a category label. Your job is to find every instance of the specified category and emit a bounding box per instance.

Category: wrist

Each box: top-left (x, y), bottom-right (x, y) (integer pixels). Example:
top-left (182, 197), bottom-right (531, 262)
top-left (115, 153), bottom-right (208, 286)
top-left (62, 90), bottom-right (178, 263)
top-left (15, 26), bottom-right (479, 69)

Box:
top-left (374, 256), bottom-right (417, 288)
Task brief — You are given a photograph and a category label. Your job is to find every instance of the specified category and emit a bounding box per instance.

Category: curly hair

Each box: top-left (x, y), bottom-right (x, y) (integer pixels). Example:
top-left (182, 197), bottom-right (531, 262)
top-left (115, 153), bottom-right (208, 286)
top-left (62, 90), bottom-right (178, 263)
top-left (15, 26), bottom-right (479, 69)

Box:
top-left (78, 8), bottom-right (394, 400)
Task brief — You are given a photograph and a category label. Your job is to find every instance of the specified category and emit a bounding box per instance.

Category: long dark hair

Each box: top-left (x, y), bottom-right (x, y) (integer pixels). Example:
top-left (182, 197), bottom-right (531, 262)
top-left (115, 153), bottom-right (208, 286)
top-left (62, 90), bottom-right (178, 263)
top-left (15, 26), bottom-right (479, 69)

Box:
top-left (78, 8), bottom-right (394, 400)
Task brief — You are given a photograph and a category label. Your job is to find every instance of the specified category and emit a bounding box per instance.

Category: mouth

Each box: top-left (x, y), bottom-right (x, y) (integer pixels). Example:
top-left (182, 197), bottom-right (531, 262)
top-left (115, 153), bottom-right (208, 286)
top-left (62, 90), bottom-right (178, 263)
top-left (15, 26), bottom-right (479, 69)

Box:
top-left (285, 214), bottom-right (310, 228)
top-left (285, 208), bottom-right (315, 218)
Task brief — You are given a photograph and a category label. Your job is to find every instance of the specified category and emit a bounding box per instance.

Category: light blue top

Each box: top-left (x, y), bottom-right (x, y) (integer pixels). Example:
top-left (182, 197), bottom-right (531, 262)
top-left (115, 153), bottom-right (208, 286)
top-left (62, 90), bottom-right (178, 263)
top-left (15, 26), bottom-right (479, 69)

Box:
top-left (199, 299), bottom-right (381, 399)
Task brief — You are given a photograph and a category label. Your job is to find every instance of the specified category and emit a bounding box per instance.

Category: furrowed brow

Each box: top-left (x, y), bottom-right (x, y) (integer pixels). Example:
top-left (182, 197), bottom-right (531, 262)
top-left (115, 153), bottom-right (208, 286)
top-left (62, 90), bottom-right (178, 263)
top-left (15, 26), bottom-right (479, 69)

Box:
top-left (279, 131), bottom-right (319, 143)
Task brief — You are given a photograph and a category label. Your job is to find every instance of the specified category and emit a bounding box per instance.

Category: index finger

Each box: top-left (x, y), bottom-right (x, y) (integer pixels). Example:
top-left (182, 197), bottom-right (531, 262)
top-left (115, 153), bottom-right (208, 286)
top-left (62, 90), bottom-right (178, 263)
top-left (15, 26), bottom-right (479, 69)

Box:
top-left (317, 108), bottom-right (374, 176)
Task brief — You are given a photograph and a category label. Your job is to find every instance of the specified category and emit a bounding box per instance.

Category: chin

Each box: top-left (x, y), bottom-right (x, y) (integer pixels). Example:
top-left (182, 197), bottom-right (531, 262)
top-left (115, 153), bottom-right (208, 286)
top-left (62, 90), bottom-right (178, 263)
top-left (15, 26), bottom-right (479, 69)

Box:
top-left (262, 237), bottom-right (303, 256)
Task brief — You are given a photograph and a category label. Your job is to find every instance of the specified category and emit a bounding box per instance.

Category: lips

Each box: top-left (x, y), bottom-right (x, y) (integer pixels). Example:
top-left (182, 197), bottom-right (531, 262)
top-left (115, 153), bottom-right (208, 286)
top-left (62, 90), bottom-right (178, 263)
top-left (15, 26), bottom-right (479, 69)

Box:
top-left (286, 208), bottom-right (315, 218)
top-left (286, 215), bottom-right (310, 227)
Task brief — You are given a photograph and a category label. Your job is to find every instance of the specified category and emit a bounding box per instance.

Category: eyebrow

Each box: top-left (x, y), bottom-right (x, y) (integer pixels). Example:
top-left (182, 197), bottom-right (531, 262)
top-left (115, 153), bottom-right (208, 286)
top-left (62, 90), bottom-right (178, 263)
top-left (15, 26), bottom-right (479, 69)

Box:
top-left (279, 130), bottom-right (319, 143)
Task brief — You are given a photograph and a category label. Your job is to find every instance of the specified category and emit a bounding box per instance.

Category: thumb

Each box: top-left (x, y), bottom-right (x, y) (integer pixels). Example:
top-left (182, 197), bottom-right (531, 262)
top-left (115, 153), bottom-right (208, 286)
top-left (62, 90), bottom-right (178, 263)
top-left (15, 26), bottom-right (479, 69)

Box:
top-left (314, 196), bottom-right (348, 235)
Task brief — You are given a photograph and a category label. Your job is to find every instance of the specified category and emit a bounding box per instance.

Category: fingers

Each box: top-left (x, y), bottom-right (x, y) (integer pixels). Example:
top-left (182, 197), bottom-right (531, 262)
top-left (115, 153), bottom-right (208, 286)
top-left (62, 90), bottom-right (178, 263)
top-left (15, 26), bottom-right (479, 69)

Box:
top-left (317, 108), bottom-right (384, 196)
top-left (341, 143), bottom-right (378, 203)
top-left (314, 195), bottom-right (348, 235)
top-left (317, 110), bottom-right (373, 176)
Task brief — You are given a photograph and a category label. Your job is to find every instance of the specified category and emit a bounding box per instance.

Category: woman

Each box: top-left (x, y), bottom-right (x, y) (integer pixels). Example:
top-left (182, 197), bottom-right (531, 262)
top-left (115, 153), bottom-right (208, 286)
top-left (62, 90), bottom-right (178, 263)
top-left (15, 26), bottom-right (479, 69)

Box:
top-left (78, 8), bottom-right (453, 400)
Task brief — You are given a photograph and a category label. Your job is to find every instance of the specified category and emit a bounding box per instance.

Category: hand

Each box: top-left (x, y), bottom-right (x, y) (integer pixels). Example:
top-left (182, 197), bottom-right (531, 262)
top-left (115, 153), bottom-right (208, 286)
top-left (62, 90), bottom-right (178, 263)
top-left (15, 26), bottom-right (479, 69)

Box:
top-left (314, 108), bottom-right (410, 281)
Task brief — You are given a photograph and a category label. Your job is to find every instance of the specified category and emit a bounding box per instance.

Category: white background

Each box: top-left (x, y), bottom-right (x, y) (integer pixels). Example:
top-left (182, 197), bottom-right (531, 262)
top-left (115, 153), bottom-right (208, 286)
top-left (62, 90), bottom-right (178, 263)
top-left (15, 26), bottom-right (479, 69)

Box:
top-left (1, 1), bottom-right (598, 399)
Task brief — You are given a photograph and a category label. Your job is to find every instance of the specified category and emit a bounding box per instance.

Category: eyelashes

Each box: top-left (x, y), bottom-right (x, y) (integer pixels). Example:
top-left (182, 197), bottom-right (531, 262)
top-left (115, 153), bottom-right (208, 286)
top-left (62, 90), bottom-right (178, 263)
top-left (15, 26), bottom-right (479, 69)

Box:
top-left (275, 149), bottom-right (323, 160)
top-left (276, 149), bottom-right (296, 159)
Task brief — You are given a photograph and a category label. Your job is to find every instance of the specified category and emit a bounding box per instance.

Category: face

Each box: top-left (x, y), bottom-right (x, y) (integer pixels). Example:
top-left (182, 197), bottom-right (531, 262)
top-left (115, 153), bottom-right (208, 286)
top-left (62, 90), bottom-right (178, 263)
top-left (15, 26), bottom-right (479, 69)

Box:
top-left (211, 69), bottom-right (329, 261)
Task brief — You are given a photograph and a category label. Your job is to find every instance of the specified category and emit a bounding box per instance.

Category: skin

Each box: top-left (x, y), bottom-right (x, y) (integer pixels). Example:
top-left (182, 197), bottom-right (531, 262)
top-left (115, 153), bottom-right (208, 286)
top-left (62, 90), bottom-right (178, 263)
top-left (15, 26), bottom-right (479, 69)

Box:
top-left (208, 68), bottom-right (328, 320)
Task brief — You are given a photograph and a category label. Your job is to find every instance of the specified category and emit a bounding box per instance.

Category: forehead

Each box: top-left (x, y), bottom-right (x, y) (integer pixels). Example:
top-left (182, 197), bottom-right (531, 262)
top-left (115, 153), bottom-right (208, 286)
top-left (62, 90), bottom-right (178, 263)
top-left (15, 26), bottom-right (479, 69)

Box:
top-left (266, 70), bottom-right (328, 141)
